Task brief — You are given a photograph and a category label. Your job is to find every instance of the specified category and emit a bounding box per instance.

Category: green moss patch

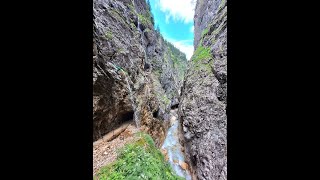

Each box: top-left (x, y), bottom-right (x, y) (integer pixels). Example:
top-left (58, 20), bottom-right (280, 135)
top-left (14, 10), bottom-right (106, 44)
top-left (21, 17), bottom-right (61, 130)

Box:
top-left (138, 13), bottom-right (152, 27)
top-left (105, 31), bottom-right (113, 40)
top-left (201, 28), bottom-right (209, 38)
top-left (192, 45), bottom-right (212, 63)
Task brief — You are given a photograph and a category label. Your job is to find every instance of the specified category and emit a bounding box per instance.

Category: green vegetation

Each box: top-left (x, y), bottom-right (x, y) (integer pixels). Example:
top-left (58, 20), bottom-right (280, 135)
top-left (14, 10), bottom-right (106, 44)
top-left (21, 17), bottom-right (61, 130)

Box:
top-left (199, 38), bottom-right (203, 46)
top-left (201, 28), bottom-right (209, 38)
top-left (138, 13), bottom-right (152, 27)
top-left (164, 41), bottom-right (187, 61)
top-left (130, 22), bottom-right (136, 30)
top-left (128, 0), bottom-right (154, 26)
top-left (146, 0), bottom-right (154, 25)
top-left (211, 37), bottom-right (217, 45)
top-left (162, 94), bottom-right (171, 106)
top-left (192, 45), bottom-right (212, 63)
top-left (153, 83), bottom-right (171, 106)
top-left (110, 9), bottom-right (130, 29)
top-left (95, 133), bottom-right (183, 180)
top-left (191, 45), bottom-right (213, 72)
top-left (156, 40), bottom-right (187, 83)
top-left (146, 0), bottom-right (151, 11)
top-left (145, 28), bottom-right (151, 33)
top-left (105, 31), bottom-right (113, 40)
top-left (212, 17), bottom-right (226, 37)
top-left (134, 1), bottom-right (154, 27)
top-left (218, 0), bottom-right (226, 12)
top-left (128, 4), bottom-right (135, 13)
top-left (194, 59), bottom-right (213, 72)
top-left (136, 132), bottom-right (155, 146)
top-left (117, 48), bottom-right (128, 55)
top-left (164, 40), bottom-right (187, 72)
top-left (154, 69), bottom-right (162, 77)
top-left (155, 25), bottom-right (161, 34)
top-left (110, 9), bottom-right (124, 22)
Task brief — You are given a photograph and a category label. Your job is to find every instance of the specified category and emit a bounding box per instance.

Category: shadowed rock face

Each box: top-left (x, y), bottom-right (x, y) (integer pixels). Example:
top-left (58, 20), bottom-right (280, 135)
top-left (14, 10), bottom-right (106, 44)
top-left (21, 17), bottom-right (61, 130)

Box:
top-left (179, 0), bottom-right (227, 179)
top-left (93, 0), bottom-right (187, 144)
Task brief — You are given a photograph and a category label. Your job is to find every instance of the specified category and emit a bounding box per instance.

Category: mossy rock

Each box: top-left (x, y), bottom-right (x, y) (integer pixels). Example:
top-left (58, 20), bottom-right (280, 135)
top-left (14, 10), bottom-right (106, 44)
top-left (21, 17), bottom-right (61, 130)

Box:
top-left (105, 31), bottom-right (113, 40)
top-left (192, 45), bottom-right (212, 63)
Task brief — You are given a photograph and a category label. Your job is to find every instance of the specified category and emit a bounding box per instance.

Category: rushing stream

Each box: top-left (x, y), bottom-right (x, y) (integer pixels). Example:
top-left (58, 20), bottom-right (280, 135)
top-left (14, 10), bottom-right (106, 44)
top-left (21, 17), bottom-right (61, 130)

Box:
top-left (162, 109), bottom-right (192, 180)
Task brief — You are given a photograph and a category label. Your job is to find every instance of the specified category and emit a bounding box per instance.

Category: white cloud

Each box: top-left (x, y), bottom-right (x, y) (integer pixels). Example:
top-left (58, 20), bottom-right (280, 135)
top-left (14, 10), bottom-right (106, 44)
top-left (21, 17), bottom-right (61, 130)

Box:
top-left (155, 1), bottom-right (158, 8)
top-left (156, 0), bottom-right (196, 24)
top-left (173, 41), bottom-right (194, 60)
top-left (190, 25), bottom-right (194, 33)
top-left (165, 38), bottom-right (194, 60)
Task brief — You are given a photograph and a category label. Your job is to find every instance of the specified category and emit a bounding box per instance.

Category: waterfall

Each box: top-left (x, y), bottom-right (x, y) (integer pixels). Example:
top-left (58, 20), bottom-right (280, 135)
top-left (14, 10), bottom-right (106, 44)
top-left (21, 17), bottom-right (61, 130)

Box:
top-left (131, 0), bottom-right (148, 73)
top-left (137, 16), bottom-right (140, 31)
top-left (132, 0), bottom-right (135, 10)
top-left (132, 1), bottom-right (147, 66)
top-left (127, 0), bottom-right (147, 128)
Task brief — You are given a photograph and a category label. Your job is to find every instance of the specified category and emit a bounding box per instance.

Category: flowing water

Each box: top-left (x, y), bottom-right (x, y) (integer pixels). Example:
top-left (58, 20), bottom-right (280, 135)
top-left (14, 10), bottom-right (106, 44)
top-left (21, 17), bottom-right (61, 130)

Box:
top-left (137, 16), bottom-right (140, 31)
top-left (162, 109), bottom-right (192, 180)
top-left (123, 3), bottom-right (190, 178)
top-left (134, 3), bottom-right (148, 68)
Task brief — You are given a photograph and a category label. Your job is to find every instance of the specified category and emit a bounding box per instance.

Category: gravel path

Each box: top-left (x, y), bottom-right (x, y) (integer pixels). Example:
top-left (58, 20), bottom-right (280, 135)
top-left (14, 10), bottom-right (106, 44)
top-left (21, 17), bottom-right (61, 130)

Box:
top-left (93, 121), bottom-right (139, 175)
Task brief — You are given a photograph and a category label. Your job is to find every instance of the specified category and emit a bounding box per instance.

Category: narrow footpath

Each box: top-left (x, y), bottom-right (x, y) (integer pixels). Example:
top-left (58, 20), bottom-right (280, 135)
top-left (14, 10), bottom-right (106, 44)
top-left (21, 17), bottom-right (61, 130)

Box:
top-left (93, 121), bottom-right (139, 175)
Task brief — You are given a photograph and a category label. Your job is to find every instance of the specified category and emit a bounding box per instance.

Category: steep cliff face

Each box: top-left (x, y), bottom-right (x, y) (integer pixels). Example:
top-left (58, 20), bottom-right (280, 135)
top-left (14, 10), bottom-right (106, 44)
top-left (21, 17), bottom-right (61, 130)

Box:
top-left (179, 0), bottom-right (227, 179)
top-left (93, 0), bottom-right (187, 145)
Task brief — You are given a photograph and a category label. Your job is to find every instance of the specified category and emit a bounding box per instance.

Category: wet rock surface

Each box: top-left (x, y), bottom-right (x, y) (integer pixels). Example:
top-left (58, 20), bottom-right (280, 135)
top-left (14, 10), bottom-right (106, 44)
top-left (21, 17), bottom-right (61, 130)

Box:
top-left (179, 0), bottom-right (227, 179)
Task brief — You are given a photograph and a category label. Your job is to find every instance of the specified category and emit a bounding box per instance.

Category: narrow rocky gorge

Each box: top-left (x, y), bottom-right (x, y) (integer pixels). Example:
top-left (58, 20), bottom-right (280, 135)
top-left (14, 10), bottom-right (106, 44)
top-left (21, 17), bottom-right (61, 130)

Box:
top-left (93, 0), bottom-right (227, 179)
top-left (93, 0), bottom-right (187, 146)
top-left (179, 0), bottom-right (227, 179)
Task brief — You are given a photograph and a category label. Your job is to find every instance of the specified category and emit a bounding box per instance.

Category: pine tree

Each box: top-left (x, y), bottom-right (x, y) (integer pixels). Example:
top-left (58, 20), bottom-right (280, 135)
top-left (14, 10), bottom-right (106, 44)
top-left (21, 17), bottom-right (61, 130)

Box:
top-left (156, 25), bottom-right (160, 34)
top-left (147, 0), bottom-right (151, 11)
top-left (147, 0), bottom-right (154, 26)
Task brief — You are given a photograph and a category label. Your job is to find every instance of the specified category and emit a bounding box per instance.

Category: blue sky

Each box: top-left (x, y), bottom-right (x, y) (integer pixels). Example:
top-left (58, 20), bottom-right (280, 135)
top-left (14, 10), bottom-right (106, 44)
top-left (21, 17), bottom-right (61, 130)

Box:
top-left (149, 0), bottom-right (196, 60)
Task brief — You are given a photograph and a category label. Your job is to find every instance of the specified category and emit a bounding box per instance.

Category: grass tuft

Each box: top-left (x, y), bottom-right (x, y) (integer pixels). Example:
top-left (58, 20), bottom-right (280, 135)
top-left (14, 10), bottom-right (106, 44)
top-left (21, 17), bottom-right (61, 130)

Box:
top-left (95, 132), bottom-right (183, 180)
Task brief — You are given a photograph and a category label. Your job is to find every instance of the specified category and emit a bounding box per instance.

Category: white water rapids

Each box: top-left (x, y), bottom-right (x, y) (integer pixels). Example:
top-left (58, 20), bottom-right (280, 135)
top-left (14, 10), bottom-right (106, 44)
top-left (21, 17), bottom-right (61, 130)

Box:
top-left (162, 109), bottom-right (192, 180)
